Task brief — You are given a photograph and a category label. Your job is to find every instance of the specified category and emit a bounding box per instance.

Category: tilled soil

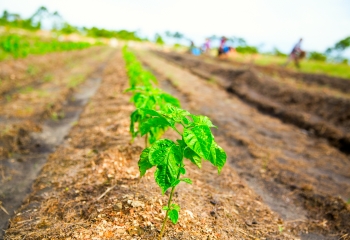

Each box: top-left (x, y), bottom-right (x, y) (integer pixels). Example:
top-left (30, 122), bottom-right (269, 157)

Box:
top-left (216, 57), bottom-right (350, 94)
top-left (138, 50), bottom-right (350, 238)
top-left (155, 51), bottom-right (350, 153)
top-left (0, 46), bottom-right (115, 237)
top-left (4, 50), bottom-right (295, 240)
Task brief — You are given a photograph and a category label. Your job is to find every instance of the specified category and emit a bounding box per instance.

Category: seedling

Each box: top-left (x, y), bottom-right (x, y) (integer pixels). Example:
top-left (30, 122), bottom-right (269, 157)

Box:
top-left (123, 47), bottom-right (180, 145)
top-left (127, 86), bottom-right (180, 145)
top-left (123, 47), bottom-right (227, 238)
top-left (137, 105), bottom-right (226, 238)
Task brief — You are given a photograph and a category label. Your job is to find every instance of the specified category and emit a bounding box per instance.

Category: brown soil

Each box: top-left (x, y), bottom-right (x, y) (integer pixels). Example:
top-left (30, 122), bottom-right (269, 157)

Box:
top-left (0, 46), bottom-right (115, 237)
top-left (155, 51), bottom-right (350, 153)
top-left (1, 48), bottom-right (350, 240)
top-left (230, 59), bottom-right (350, 94)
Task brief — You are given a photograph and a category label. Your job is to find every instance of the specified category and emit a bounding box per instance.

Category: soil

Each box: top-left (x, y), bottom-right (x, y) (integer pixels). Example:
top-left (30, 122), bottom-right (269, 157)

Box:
top-left (138, 51), bottom-right (350, 238)
top-left (154, 51), bottom-right (350, 153)
top-left (1, 47), bottom-right (350, 240)
top-left (0, 46), bottom-right (115, 236)
top-left (218, 58), bottom-right (350, 94)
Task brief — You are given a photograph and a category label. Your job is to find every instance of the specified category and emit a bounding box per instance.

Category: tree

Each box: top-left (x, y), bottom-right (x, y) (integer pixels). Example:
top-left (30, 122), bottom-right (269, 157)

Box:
top-left (155, 34), bottom-right (165, 45)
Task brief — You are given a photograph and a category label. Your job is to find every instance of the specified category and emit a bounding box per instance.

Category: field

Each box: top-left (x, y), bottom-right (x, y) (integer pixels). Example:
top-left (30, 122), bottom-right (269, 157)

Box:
top-left (0, 45), bottom-right (350, 240)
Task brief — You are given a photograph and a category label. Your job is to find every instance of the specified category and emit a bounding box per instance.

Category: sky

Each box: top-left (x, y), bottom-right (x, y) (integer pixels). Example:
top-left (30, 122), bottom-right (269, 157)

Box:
top-left (1, 0), bottom-right (350, 54)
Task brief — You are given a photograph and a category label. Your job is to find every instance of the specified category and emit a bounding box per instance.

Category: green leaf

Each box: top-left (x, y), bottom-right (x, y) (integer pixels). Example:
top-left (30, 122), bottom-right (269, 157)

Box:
top-left (155, 164), bottom-right (179, 194)
top-left (168, 209), bottom-right (179, 224)
top-left (171, 203), bottom-right (180, 211)
top-left (160, 93), bottom-right (181, 107)
top-left (162, 206), bottom-right (169, 210)
top-left (171, 179), bottom-right (180, 187)
top-left (150, 139), bottom-right (182, 193)
top-left (183, 125), bottom-right (213, 159)
top-left (149, 128), bottom-right (165, 144)
top-left (208, 142), bottom-right (227, 173)
top-left (140, 117), bottom-right (171, 136)
top-left (179, 167), bottom-right (186, 174)
top-left (181, 178), bottom-right (192, 184)
top-left (139, 108), bottom-right (164, 118)
top-left (190, 115), bottom-right (216, 128)
top-left (130, 110), bottom-right (141, 138)
top-left (149, 139), bottom-right (182, 166)
top-left (184, 147), bottom-right (202, 168)
top-left (163, 104), bottom-right (190, 122)
top-left (182, 116), bottom-right (190, 125)
top-left (138, 148), bottom-right (153, 177)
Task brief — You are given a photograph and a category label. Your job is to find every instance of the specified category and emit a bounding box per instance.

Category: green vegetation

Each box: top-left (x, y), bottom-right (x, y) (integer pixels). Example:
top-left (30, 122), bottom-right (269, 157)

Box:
top-left (233, 53), bottom-right (350, 79)
top-left (0, 34), bottom-right (91, 60)
top-left (154, 34), bottom-right (165, 45)
top-left (308, 51), bottom-right (327, 62)
top-left (235, 45), bottom-right (258, 54)
top-left (85, 28), bottom-right (145, 41)
top-left (123, 47), bottom-right (226, 238)
top-left (1, 7), bottom-right (146, 42)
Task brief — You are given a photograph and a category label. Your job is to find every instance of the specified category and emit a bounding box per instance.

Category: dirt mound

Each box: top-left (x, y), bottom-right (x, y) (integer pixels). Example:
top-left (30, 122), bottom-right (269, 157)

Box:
top-left (157, 51), bottom-right (350, 153)
top-left (219, 58), bottom-right (350, 93)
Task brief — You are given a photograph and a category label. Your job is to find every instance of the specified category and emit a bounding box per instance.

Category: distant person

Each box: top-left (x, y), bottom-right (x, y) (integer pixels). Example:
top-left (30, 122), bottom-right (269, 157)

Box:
top-left (284, 38), bottom-right (305, 68)
top-left (189, 40), bottom-right (201, 56)
top-left (202, 38), bottom-right (211, 54)
top-left (218, 36), bottom-right (234, 58)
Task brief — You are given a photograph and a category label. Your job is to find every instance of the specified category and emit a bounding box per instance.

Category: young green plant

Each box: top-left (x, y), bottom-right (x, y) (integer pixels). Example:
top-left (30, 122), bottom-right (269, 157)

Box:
top-left (137, 105), bottom-right (226, 238)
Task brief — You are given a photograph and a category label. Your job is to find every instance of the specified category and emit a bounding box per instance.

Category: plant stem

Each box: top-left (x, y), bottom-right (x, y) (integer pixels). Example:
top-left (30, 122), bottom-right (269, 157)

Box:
top-left (173, 126), bottom-right (182, 136)
top-left (159, 185), bottom-right (176, 240)
top-left (145, 133), bottom-right (148, 148)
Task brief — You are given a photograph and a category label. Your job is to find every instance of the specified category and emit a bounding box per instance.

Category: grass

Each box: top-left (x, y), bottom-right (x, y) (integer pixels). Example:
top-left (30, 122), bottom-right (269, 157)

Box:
top-left (231, 53), bottom-right (350, 79)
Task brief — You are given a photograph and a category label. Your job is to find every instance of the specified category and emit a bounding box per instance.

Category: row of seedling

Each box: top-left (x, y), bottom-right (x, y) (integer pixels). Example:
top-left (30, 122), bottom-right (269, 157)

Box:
top-left (122, 46), bottom-right (226, 239)
top-left (0, 34), bottom-right (92, 60)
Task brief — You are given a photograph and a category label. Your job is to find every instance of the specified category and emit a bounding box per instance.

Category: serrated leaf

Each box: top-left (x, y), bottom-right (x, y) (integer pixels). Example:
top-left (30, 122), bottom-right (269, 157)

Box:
top-left (181, 178), bottom-right (192, 184)
top-left (184, 147), bottom-right (202, 168)
top-left (168, 209), bottom-right (179, 224)
top-left (149, 139), bottom-right (182, 165)
top-left (163, 104), bottom-right (190, 122)
top-left (155, 164), bottom-right (179, 194)
top-left (138, 148), bottom-right (153, 177)
top-left (208, 142), bottom-right (227, 173)
top-left (183, 125), bottom-right (213, 159)
top-left (151, 139), bottom-right (182, 193)
top-left (190, 115), bottom-right (216, 128)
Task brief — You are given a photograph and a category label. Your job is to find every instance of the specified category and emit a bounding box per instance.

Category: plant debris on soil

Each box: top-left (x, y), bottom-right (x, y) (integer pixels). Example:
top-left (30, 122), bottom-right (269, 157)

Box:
top-left (1, 47), bottom-right (350, 240)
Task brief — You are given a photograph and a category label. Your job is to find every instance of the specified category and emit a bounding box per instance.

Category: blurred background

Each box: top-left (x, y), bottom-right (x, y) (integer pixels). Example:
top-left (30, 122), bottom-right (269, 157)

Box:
top-left (1, 0), bottom-right (350, 76)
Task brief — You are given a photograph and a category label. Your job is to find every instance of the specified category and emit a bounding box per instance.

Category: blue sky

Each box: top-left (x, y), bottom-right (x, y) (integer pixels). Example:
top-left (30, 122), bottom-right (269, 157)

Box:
top-left (1, 0), bottom-right (350, 54)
